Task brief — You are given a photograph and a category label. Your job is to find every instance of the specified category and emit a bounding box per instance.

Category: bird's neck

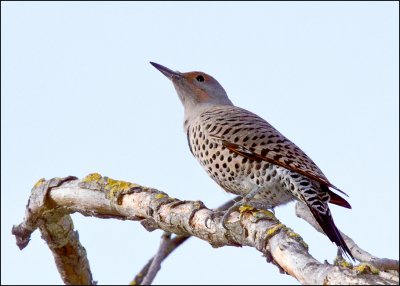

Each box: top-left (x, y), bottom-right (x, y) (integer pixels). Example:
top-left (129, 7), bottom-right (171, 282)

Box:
top-left (182, 102), bottom-right (232, 132)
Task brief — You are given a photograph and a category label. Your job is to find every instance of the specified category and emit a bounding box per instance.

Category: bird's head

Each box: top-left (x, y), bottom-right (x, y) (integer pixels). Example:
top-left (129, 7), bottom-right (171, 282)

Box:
top-left (150, 62), bottom-right (233, 117)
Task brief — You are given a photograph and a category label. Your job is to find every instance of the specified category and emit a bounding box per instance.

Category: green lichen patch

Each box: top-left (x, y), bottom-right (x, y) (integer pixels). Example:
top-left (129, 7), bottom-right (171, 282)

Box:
top-left (104, 177), bottom-right (140, 197)
top-left (354, 263), bottom-right (380, 275)
top-left (266, 224), bottom-right (285, 239)
top-left (239, 205), bottom-right (255, 213)
top-left (80, 174), bottom-right (145, 204)
top-left (256, 209), bottom-right (275, 218)
top-left (285, 227), bottom-right (309, 250)
top-left (341, 260), bottom-right (353, 268)
top-left (79, 173), bottom-right (104, 191)
top-left (82, 173), bottom-right (103, 183)
top-left (251, 209), bottom-right (277, 224)
top-left (155, 193), bottom-right (167, 199)
top-left (33, 178), bottom-right (46, 189)
top-left (239, 205), bottom-right (255, 220)
top-left (333, 256), bottom-right (353, 269)
top-left (102, 177), bottom-right (143, 204)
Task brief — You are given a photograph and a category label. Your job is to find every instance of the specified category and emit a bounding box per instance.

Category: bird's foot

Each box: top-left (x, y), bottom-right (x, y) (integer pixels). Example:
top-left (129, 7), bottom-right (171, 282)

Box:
top-left (221, 202), bottom-right (242, 229)
top-left (221, 199), bottom-right (276, 229)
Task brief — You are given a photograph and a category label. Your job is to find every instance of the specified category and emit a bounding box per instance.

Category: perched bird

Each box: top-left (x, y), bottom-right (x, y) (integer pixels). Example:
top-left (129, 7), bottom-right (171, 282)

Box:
top-left (150, 62), bottom-right (354, 260)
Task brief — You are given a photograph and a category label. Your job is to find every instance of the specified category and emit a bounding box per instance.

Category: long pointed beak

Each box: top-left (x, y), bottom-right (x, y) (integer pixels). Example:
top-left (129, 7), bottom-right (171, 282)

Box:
top-left (150, 62), bottom-right (182, 80)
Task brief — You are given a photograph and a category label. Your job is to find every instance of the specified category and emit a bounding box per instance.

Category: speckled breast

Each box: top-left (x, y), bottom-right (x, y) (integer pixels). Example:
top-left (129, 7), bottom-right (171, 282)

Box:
top-left (186, 121), bottom-right (295, 206)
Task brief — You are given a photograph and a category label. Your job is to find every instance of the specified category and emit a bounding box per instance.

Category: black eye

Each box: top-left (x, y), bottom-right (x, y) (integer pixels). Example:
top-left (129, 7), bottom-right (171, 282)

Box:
top-left (196, 75), bottom-right (205, 82)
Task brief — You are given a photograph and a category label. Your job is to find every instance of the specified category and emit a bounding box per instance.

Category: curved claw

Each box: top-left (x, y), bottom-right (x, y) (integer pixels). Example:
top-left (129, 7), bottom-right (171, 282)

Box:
top-left (221, 203), bottom-right (241, 229)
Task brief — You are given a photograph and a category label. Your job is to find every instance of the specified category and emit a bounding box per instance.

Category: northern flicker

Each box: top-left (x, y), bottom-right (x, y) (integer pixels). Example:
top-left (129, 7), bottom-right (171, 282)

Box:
top-left (150, 62), bottom-right (354, 260)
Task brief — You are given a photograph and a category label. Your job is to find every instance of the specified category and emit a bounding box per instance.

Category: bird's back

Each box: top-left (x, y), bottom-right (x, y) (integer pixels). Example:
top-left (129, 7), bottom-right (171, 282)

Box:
top-left (189, 105), bottom-right (330, 185)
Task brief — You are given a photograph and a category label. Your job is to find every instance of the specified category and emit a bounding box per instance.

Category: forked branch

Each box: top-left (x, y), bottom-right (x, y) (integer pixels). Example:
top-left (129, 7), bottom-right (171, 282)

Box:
top-left (12, 174), bottom-right (399, 285)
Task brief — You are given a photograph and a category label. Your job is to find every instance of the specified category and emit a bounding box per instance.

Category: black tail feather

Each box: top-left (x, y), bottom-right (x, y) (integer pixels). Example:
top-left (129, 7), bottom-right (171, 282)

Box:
top-left (307, 205), bottom-right (355, 261)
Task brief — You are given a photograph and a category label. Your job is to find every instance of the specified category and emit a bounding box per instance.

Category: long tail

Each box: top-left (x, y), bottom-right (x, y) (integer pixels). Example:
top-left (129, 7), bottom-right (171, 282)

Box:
top-left (306, 202), bottom-right (354, 260)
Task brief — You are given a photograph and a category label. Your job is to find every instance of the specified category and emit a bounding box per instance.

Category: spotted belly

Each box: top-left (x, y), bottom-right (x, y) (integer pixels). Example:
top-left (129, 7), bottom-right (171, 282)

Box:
top-left (188, 128), bottom-right (295, 207)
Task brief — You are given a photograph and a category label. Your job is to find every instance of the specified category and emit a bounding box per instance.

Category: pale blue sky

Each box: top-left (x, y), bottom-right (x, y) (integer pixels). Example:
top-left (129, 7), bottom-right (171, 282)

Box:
top-left (2, 2), bottom-right (398, 285)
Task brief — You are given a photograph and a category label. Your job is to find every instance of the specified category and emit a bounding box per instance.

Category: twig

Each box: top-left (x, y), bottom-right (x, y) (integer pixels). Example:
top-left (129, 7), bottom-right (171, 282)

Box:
top-left (132, 198), bottom-right (239, 285)
top-left (141, 232), bottom-right (172, 285)
top-left (295, 202), bottom-right (399, 272)
top-left (131, 235), bottom-right (189, 285)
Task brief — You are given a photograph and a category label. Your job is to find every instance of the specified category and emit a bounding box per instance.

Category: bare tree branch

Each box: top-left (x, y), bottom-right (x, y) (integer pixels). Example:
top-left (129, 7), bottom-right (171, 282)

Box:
top-left (131, 234), bottom-right (189, 285)
top-left (141, 232), bottom-right (172, 285)
top-left (295, 202), bottom-right (399, 272)
top-left (131, 198), bottom-right (238, 284)
top-left (12, 173), bottom-right (399, 285)
top-left (12, 176), bottom-right (95, 285)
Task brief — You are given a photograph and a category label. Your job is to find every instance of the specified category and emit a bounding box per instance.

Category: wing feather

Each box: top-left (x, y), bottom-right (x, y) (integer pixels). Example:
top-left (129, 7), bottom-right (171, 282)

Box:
top-left (200, 106), bottom-right (348, 197)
